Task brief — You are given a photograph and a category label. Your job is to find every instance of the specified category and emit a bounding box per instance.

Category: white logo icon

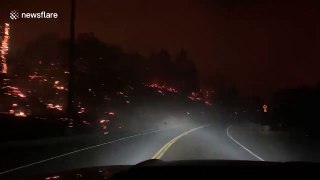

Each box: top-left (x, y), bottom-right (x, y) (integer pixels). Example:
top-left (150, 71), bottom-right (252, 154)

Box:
top-left (10, 10), bottom-right (19, 20)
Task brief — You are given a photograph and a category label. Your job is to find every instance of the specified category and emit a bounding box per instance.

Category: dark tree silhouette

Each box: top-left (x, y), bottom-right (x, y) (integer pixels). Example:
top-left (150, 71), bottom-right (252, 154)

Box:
top-left (175, 49), bottom-right (199, 93)
top-left (271, 85), bottom-right (320, 135)
top-left (149, 49), bottom-right (174, 84)
top-left (10, 33), bottom-right (68, 77)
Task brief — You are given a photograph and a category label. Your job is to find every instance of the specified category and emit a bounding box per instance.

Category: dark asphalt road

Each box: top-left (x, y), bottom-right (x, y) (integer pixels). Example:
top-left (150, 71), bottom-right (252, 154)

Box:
top-left (161, 124), bottom-right (258, 161)
top-left (1, 121), bottom-right (317, 179)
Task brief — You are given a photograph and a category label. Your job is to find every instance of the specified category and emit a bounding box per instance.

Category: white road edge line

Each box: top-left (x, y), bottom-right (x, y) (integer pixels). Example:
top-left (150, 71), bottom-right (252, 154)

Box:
top-left (226, 125), bottom-right (264, 161)
top-left (0, 127), bottom-right (174, 175)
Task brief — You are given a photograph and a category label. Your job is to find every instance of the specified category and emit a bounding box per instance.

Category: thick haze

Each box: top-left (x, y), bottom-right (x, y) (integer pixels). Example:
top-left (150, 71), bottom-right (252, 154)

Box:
top-left (1, 0), bottom-right (319, 98)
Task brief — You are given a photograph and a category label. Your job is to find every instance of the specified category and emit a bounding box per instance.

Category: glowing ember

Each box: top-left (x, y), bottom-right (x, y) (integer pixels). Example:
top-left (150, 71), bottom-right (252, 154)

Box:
top-left (53, 81), bottom-right (65, 90)
top-left (148, 83), bottom-right (178, 93)
top-left (28, 74), bottom-right (43, 79)
top-left (45, 175), bottom-right (60, 180)
top-left (14, 111), bottom-right (27, 117)
top-left (167, 87), bottom-right (178, 92)
top-left (0, 23), bottom-right (9, 74)
top-left (56, 86), bottom-right (64, 90)
top-left (6, 86), bottom-right (27, 98)
top-left (78, 107), bottom-right (85, 114)
top-left (18, 93), bottom-right (26, 98)
top-left (82, 120), bottom-right (90, 125)
top-left (47, 104), bottom-right (54, 108)
top-left (47, 104), bottom-right (63, 111)
top-left (205, 101), bottom-right (212, 106)
top-left (188, 91), bottom-right (202, 101)
top-left (54, 105), bottom-right (63, 111)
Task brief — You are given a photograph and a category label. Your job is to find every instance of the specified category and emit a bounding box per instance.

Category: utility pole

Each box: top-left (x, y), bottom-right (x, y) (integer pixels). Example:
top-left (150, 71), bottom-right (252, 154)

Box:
top-left (67, 0), bottom-right (76, 126)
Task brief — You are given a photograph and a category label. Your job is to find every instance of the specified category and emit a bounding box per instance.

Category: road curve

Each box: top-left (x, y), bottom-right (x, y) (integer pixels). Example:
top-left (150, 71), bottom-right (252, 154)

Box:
top-left (1, 122), bottom-right (267, 179)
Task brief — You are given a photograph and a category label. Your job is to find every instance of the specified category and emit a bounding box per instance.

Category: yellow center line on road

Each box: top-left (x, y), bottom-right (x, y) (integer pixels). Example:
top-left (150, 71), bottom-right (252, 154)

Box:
top-left (151, 124), bottom-right (211, 159)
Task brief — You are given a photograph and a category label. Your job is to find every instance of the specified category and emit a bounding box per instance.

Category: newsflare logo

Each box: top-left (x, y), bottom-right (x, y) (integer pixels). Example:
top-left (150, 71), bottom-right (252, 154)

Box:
top-left (10, 10), bottom-right (19, 20)
top-left (10, 10), bottom-right (58, 20)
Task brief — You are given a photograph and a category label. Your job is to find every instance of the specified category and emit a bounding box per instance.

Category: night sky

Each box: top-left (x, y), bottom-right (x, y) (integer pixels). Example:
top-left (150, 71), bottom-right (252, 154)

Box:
top-left (1, 0), bottom-right (320, 98)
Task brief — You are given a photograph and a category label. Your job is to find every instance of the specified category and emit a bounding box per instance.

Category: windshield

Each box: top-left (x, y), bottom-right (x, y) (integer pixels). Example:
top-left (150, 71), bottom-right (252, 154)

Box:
top-left (1, 0), bottom-right (320, 178)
